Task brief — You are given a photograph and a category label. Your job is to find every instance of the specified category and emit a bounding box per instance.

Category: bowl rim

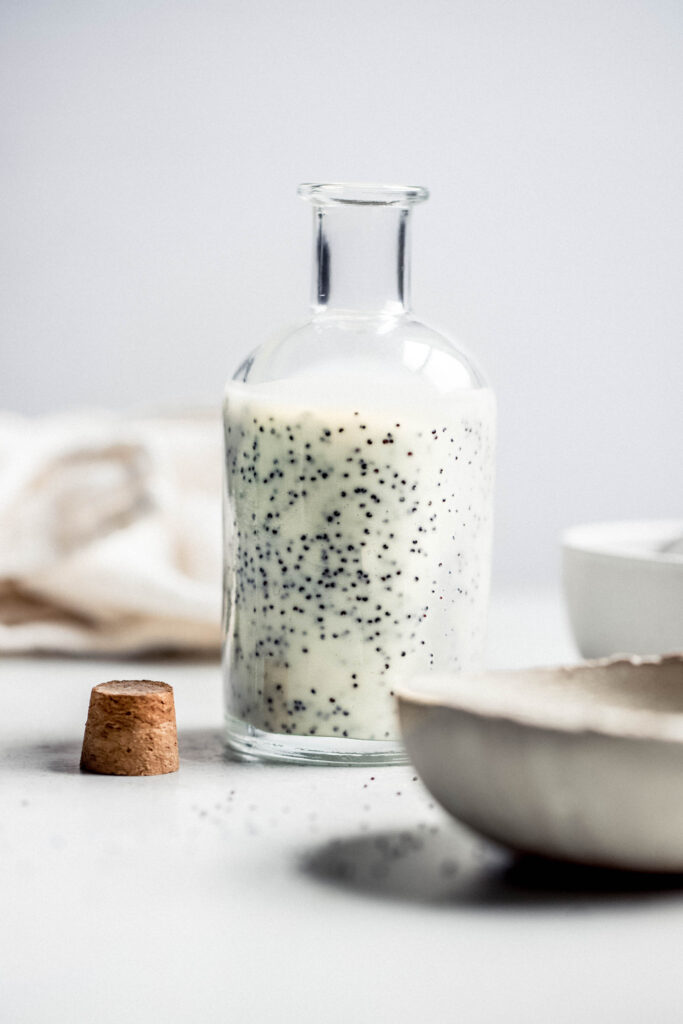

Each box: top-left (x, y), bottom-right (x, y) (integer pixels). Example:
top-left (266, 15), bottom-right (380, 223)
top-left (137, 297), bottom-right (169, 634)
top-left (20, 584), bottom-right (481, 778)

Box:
top-left (562, 519), bottom-right (683, 565)
top-left (396, 654), bottom-right (683, 743)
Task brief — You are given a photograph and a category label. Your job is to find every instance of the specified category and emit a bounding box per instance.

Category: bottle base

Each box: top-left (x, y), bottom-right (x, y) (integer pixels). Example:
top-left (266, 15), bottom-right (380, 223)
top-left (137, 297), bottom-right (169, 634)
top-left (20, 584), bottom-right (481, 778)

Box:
top-left (224, 714), bottom-right (408, 766)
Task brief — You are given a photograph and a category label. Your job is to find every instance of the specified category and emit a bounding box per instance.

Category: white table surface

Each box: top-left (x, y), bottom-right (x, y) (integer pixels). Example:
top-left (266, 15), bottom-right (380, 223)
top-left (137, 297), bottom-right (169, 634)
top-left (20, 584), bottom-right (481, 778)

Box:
top-left (3, 588), bottom-right (682, 1024)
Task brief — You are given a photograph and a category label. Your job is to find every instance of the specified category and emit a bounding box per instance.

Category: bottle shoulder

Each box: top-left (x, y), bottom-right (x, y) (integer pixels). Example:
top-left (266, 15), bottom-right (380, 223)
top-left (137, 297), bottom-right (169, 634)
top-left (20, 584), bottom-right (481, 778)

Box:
top-left (232, 314), bottom-right (490, 392)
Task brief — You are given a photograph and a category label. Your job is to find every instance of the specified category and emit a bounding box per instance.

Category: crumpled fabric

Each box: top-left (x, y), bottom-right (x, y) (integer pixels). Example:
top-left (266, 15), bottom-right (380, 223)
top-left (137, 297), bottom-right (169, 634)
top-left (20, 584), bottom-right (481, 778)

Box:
top-left (0, 409), bottom-right (222, 654)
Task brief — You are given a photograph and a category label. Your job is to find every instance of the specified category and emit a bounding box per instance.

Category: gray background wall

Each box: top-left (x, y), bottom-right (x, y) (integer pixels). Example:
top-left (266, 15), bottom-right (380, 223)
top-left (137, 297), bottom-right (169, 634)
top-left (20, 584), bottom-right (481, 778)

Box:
top-left (2, 0), bottom-right (681, 587)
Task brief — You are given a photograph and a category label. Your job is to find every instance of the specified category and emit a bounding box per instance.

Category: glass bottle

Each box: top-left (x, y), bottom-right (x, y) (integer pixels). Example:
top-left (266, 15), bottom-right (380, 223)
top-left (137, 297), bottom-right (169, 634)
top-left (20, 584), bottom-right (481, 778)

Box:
top-left (222, 182), bottom-right (495, 765)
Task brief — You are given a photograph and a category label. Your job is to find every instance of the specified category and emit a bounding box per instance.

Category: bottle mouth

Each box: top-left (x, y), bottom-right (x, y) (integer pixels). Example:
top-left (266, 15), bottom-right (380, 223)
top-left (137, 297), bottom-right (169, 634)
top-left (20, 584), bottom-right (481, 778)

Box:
top-left (298, 182), bottom-right (429, 208)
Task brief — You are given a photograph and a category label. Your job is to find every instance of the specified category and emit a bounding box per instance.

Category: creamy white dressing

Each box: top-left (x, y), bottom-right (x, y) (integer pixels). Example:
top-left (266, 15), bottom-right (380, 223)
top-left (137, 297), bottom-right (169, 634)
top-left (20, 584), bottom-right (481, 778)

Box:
top-left (222, 373), bottom-right (495, 741)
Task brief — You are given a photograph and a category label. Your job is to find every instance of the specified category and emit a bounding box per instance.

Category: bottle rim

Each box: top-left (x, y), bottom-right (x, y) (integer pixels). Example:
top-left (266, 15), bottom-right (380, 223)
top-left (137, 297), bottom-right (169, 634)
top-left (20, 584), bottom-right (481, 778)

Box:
top-left (298, 182), bottom-right (429, 207)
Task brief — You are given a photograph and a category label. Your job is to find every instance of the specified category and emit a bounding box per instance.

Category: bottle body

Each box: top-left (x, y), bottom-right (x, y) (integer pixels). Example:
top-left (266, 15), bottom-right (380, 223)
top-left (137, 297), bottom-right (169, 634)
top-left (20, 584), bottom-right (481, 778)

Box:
top-left (222, 184), bottom-right (496, 764)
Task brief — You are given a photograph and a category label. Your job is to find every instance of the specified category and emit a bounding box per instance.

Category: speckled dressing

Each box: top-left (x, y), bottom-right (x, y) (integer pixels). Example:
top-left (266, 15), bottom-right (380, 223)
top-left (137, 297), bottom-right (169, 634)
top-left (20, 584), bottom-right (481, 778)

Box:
top-left (222, 376), bottom-right (495, 741)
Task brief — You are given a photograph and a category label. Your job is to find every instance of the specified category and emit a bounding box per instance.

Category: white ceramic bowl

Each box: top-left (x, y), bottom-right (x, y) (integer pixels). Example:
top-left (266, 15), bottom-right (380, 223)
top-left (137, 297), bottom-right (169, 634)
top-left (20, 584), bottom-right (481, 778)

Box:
top-left (562, 519), bottom-right (683, 658)
top-left (397, 655), bottom-right (683, 872)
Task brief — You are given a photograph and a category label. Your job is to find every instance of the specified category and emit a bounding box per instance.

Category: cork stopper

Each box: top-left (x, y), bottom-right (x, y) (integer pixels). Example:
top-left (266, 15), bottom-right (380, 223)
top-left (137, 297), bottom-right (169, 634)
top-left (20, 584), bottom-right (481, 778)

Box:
top-left (80, 680), bottom-right (179, 776)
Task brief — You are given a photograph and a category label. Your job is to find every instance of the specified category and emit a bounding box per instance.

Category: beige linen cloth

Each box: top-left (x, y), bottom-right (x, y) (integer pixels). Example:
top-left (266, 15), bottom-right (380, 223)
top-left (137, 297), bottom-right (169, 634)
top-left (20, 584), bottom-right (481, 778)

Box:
top-left (0, 409), bottom-right (222, 655)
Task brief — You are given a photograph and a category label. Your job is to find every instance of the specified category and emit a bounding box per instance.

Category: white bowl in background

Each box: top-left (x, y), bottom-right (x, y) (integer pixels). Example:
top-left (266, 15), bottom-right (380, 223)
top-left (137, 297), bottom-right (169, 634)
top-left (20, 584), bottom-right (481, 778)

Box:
top-left (397, 655), bottom-right (683, 872)
top-left (562, 519), bottom-right (683, 658)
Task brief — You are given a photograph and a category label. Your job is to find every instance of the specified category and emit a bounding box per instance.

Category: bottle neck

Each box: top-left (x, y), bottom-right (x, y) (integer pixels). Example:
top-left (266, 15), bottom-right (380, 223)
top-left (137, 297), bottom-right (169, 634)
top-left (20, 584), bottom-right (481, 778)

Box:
top-left (311, 204), bottom-right (411, 317)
